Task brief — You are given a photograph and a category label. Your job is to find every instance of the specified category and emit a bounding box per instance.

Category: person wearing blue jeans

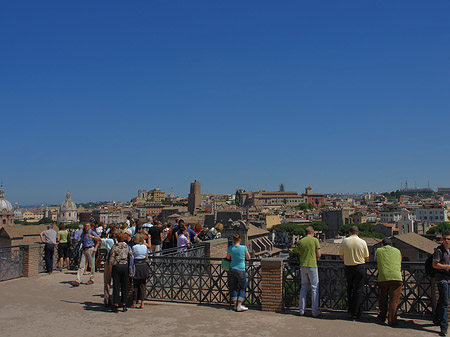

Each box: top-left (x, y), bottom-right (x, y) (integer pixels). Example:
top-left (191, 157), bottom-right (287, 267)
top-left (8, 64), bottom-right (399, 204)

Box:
top-left (432, 231), bottom-right (450, 336)
top-left (227, 233), bottom-right (251, 312)
top-left (297, 226), bottom-right (321, 317)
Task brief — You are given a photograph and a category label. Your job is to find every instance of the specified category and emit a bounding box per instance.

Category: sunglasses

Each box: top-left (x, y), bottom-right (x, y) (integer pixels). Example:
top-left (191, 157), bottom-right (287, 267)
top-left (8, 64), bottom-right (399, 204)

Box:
top-left (443, 238), bottom-right (450, 241)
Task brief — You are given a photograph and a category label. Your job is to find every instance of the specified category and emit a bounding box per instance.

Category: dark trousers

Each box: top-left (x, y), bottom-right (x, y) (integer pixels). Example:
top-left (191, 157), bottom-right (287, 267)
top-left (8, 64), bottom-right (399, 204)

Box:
top-left (133, 278), bottom-right (146, 302)
top-left (112, 264), bottom-right (128, 305)
top-left (379, 280), bottom-right (403, 325)
top-left (345, 264), bottom-right (365, 318)
top-left (44, 243), bottom-right (55, 273)
top-left (436, 281), bottom-right (450, 331)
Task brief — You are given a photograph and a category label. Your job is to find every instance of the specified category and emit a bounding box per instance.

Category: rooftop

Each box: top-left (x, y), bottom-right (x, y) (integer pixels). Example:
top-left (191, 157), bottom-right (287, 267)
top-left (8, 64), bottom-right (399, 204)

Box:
top-left (0, 271), bottom-right (439, 337)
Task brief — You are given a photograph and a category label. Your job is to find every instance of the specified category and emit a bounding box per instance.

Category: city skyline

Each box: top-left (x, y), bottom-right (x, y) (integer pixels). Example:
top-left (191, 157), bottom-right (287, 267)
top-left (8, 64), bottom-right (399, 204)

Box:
top-left (2, 1), bottom-right (450, 204)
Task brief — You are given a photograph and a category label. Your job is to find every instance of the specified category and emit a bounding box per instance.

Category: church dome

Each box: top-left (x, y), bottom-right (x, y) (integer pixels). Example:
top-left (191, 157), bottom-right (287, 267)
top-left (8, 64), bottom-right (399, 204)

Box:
top-left (60, 192), bottom-right (77, 211)
top-left (0, 185), bottom-right (13, 212)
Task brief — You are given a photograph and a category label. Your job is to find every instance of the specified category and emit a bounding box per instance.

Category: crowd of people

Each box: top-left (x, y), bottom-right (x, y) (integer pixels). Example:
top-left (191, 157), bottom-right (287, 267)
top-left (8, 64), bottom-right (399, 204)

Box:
top-left (41, 220), bottom-right (450, 335)
top-left (41, 217), bottom-right (224, 312)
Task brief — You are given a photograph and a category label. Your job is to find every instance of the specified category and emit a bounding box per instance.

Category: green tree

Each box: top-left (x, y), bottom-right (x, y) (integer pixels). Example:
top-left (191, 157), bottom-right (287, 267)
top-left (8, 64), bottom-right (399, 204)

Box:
top-left (294, 203), bottom-right (315, 210)
top-left (427, 222), bottom-right (450, 234)
top-left (339, 223), bottom-right (384, 238)
top-left (38, 217), bottom-right (53, 224)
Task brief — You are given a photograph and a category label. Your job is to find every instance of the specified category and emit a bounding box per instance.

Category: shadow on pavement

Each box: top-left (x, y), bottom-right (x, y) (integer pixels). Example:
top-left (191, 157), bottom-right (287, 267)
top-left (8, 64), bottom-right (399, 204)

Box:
top-left (60, 299), bottom-right (109, 312)
top-left (282, 309), bottom-right (438, 334)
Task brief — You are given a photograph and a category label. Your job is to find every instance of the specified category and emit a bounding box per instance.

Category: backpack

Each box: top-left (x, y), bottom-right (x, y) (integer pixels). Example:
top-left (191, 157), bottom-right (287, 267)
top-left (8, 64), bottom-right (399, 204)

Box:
top-left (425, 245), bottom-right (448, 277)
top-left (198, 229), bottom-right (210, 241)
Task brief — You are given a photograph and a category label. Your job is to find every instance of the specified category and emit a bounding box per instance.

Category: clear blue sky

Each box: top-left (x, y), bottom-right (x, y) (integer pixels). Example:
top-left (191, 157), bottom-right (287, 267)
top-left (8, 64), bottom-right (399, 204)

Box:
top-left (1, 1), bottom-right (449, 205)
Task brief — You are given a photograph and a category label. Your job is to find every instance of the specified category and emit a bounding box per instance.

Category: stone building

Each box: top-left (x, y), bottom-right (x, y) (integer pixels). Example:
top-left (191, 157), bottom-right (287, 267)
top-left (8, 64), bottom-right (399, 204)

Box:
top-left (57, 192), bottom-right (78, 224)
top-left (13, 203), bottom-right (23, 221)
top-left (0, 185), bottom-right (14, 226)
top-left (188, 180), bottom-right (201, 215)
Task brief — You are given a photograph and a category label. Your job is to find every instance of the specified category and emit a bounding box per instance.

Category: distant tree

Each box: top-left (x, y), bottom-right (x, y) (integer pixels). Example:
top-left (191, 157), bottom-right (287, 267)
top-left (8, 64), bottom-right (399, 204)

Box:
top-left (427, 222), bottom-right (450, 235)
top-left (339, 223), bottom-right (384, 238)
top-left (38, 217), bottom-right (53, 224)
top-left (295, 203), bottom-right (315, 210)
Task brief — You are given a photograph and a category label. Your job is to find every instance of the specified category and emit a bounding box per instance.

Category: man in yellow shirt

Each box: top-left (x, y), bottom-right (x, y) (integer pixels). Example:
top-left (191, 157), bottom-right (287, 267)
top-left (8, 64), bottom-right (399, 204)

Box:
top-left (339, 226), bottom-right (369, 320)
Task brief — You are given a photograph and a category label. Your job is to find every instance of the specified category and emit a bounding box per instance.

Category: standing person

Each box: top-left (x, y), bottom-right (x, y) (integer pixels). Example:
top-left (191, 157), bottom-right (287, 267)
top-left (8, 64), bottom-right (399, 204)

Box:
top-left (375, 238), bottom-right (402, 326)
top-left (109, 232), bottom-right (132, 313)
top-left (57, 223), bottom-right (70, 271)
top-left (148, 221), bottom-right (163, 253)
top-left (298, 226), bottom-right (321, 317)
top-left (89, 226), bottom-right (117, 307)
top-left (125, 229), bottom-right (135, 248)
top-left (209, 223), bottom-right (223, 240)
top-left (71, 222), bottom-right (100, 286)
top-left (132, 233), bottom-right (150, 309)
top-left (40, 225), bottom-right (57, 274)
top-left (177, 228), bottom-right (190, 254)
top-left (226, 234), bottom-right (251, 312)
top-left (142, 216), bottom-right (153, 233)
top-left (339, 226), bottom-right (369, 320)
top-left (433, 231), bottom-right (450, 336)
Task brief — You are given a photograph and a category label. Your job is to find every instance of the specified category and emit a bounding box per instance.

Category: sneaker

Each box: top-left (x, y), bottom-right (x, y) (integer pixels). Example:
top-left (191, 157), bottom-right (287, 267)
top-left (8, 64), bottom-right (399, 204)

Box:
top-left (298, 311), bottom-right (305, 316)
top-left (71, 281), bottom-right (80, 287)
top-left (312, 311), bottom-right (322, 318)
top-left (233, 305), bottom-right (237, 311)
top-left (440, 328), bottom-right (448, 336)
top-left (236, 305), bottom-right (248, 312)
top-left (86, 280), bottom-right (94, 285)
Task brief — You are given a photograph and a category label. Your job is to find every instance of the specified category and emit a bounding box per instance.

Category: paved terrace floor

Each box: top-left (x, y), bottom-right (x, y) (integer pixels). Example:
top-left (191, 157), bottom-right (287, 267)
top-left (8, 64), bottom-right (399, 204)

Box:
top-left (0, 271), bottom-right (442, 337)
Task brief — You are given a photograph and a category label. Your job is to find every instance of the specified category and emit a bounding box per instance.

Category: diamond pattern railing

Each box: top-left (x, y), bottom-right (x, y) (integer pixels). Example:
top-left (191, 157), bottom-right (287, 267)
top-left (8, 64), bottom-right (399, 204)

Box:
top-left (283, 260), bottom-right (434, 316)
top-left (0, 246), bottom-right (24, 281)
top-left (146, 257), bottom-right (261, 308)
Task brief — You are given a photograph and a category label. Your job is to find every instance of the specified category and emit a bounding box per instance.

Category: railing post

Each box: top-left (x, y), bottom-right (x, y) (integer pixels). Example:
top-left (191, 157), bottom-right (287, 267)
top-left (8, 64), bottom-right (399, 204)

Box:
top-left (23, 244), bottom-right (40, 277)
top-left (261, 258), bottom-right (284, 312)
top-left (203, 239), bottom-right (228, 259)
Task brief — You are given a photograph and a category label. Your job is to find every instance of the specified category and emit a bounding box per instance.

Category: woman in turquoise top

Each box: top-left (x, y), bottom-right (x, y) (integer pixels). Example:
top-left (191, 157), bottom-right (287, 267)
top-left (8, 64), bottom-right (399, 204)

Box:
top-left (226, 234), bottom-right (251, 312)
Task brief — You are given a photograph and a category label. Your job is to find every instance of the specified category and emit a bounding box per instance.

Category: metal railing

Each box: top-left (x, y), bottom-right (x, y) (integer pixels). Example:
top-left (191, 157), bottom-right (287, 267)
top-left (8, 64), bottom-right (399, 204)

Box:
top-left (283, 260), bottom-right (434, 316)
top-left (0, 246), bottom-right (25, 281)
top-left (146, 256), bottom-right (262, 308)
top-left (148, 242), bottom-right (206, 258)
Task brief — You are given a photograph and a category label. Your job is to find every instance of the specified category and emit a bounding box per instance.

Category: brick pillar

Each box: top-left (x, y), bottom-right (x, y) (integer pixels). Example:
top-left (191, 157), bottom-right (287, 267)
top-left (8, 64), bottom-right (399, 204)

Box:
top-left (261, 258), bottom-right (284, 312)
top-left (204, 238), bottom-right (228, 259)
top-left (23, 243), bottom-right (40, 277)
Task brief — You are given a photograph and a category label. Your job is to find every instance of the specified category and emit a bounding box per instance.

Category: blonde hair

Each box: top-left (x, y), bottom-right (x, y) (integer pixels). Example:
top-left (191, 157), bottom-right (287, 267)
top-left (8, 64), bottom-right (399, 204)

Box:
top-left (215, 223), bottom-right (223, 231)
top-left (134, 233), bottom-right (145, 244)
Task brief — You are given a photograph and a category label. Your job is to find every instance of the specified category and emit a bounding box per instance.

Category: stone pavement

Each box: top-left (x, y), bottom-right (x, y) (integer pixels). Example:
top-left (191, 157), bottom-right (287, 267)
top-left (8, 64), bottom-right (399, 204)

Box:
top-left (0, 271), bottom-right (442, 337)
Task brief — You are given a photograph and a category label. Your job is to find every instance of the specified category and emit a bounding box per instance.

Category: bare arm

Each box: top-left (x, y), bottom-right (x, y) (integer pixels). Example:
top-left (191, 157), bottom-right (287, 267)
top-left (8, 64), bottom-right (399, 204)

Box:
top-left (40, 233), bottom-right (45, 243)
top-left (226, 252), bottom-right (231, 260)
top-left (316, 248), bottom-right (321, 260)
top-left (433, 260), bottom-right (450, 270)
top-left (339, 255), bottom-right (344, 260)
top-left (245, 251), bottom-right (251, 260)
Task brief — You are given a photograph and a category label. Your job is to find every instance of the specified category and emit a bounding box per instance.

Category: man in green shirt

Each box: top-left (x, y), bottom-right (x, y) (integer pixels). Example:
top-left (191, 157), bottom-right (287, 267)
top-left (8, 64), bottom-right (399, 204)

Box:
top-left (374, 238), bottom-right (402, 326)
top-left (298, 226), bottom-right (321, 317)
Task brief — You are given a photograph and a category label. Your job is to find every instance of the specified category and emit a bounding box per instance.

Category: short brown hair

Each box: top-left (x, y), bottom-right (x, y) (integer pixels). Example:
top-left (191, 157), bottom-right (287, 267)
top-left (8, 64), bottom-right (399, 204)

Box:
top-left (59, 223), bottom-right (65, 230)
top-left (305, 226), bottom-right (314, 235)
top-left (349, 226), bottom-right (359, 235)
top-left (233, 233), bottom-right (241, 243)
top-left (115, 232), bottom-right (126, 243)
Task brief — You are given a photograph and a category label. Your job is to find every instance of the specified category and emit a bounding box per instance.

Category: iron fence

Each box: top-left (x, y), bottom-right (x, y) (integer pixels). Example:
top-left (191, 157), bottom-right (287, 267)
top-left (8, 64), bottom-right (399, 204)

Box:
top-left (283, 260), bottom-right (434, 316)
top-left (0, 246), bottom-right (24, 281)
top-left (148, 242), bottom-right (206, 258)
top-left (146, 256), bottom-right (262, 308)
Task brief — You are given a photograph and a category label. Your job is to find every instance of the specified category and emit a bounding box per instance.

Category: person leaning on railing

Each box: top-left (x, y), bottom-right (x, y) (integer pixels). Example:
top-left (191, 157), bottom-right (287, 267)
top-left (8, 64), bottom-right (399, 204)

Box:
top-left (374, 237), bottom-right (402, 326)
top-left (226, 233), bottom-right (251, 312)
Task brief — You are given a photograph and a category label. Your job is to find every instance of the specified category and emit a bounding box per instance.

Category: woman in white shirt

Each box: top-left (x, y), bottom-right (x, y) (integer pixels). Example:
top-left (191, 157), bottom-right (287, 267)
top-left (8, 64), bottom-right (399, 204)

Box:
top-left (132, 233), bottom-right (150, 309)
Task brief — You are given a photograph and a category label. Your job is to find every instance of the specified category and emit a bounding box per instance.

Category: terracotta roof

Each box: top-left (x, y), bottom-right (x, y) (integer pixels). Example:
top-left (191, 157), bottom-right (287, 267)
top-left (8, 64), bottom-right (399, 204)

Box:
top-left (247, 224), bottom-right (269, 237)
top-left (394, 232), bottom-right (439, 254)
top-left (378, 223), bottom-right (395, 228)
top-left (0, 225), bottom-right (58, 239)
top-left (361, 237), bottom-right (382, 246)
top-left (320, 242), bottom-right (341, 256)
